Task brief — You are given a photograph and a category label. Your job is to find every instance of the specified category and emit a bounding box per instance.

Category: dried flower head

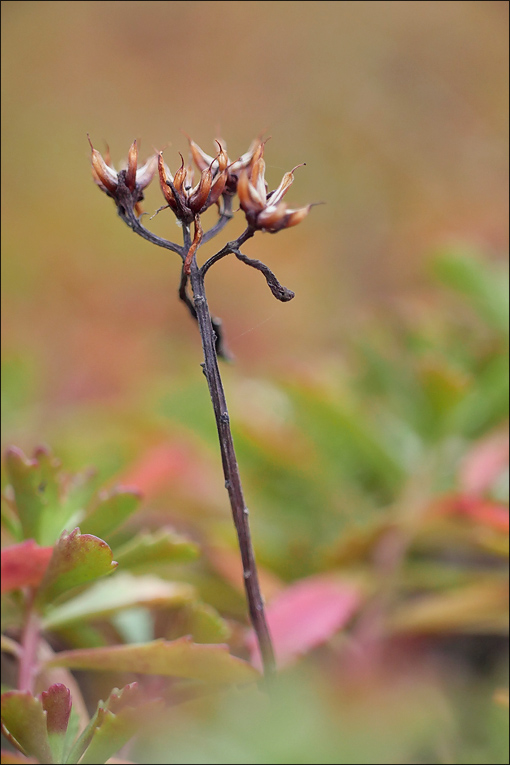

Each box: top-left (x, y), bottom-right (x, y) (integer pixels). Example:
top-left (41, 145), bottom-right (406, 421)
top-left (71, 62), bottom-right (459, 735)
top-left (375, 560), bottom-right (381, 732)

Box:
top-left (157, 142), bottom-right (229, 222)
top-left (186, 135), bottom-right (264, 195)
top-left (237, 148), bottom-right (311, 233)
top-left (88, 136), bottom-right (157, 215)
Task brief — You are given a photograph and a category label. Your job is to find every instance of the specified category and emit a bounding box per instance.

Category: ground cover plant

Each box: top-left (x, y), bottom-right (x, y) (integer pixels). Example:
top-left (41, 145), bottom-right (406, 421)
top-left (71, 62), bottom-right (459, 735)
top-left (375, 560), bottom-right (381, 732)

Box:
top-left (1, 131), bottom-right (508, 764)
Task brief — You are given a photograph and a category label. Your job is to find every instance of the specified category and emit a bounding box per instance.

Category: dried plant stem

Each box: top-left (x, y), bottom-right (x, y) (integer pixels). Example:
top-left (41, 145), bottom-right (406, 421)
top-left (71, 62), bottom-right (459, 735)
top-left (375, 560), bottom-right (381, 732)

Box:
top-left (115, 175), bottom-right (282, 678)
top-left (185, 229), bottom-right (276, 679)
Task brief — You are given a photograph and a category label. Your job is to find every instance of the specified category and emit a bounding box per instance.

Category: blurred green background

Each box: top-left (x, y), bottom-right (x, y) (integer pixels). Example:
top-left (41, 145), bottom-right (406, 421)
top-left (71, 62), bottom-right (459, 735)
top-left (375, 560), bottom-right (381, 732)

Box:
top-left (2, 2), bottom-right (509, 763)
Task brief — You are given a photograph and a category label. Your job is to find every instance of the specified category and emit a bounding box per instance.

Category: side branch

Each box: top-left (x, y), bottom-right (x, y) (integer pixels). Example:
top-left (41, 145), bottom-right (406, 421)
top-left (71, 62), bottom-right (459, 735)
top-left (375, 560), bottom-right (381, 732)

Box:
top-left (201, 231), bottom-right (294, 303)
top-left (233, 250), bottom-right (295, 302)
top-left (201, 227), bottom-right (255, 276)
top-left (117, 196), bottom-right (184, 258)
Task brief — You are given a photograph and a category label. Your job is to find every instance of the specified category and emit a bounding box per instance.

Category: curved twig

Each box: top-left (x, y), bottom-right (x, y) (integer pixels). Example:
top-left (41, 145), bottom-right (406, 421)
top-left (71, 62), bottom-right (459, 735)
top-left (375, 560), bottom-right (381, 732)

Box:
top-left (200, 226), bottom-right (255, 277)
top-left (233, 249), bottom-right (295, 302)
top-left (118, 204), bottom-right (184, 258)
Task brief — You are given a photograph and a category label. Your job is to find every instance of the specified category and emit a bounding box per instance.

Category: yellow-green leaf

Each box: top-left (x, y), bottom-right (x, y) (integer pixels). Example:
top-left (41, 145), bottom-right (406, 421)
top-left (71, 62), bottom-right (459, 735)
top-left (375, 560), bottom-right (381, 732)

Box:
top-left (45, 637), bottom-right (260, 684)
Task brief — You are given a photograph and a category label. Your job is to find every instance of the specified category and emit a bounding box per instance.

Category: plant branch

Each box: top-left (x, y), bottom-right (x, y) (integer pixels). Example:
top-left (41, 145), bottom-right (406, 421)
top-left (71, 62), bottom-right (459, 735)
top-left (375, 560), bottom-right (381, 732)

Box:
top-left (117, 196), bottom-right (184, 258)
top-left (201, 227), bottom-right (255, 276)
top-left (185, 231), bottom-right (276, 678)
top-left (233, 249), bottom-right (295, 302)
top-left (115, 186), bottom-right (282, 673)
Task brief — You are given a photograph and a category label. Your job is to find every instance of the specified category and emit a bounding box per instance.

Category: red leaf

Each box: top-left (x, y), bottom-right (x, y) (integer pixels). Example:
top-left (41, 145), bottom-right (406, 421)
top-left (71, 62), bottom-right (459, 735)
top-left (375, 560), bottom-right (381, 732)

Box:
top-left (1, 540), bottom-right (53, 594)
top-left (121, 442), bottom-right (217, 505)
top-left (436, 493), bottom-right (509, 533)
top-left (247, 575), bottom-right (362, 670)
top-left (459, 431), bottom-right (509, 496)
top-left (40, 684), bottom-right (71, 736)
top-left (122, 444), bottom-right (192, 497)
top-left (456, 495), bottom-right (509, 532)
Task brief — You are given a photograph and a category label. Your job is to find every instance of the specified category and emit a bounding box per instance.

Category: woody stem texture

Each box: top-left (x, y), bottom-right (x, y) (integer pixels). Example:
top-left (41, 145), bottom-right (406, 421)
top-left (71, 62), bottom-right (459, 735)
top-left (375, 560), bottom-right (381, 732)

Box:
top-left (90, 133), bottom-right (313, 682)
top-left (184, 227), bottom-right (276, 678)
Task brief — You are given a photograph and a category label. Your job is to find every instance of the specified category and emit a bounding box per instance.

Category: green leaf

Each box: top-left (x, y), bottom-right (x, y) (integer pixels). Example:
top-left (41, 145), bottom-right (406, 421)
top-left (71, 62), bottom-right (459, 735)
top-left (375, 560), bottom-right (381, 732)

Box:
top-left (35, 529), bottom-right (117, 609)
top-left (65, 683), bottom-right (162, 765)
top-left (184, 601), bottom-right (231, 644)
top-left (42, 573), bottom-right (195, 630)
top-left (45, 637), bottom-right (260, 684)
top-left (62, 704), bottom-right (81, 764)
top-left (447, 353), bottom-right (509, 438)
top-left (114, 527), bottom-right (199, 572)
top-left (166, 601), bottom-right (231, 644)
top-left (78, 487), bottom-right (141, 540)
top-left (1, 493), bottom-right (22, 541)
top-left (285, 382), bottom-right (405, 496)
top-left (112, 607), bottom-right (154, 644)
top-left (77, 700), bottom-right (162, 765)
top-left (33, 448), bottom-right (68, 546)
top-left (1, 691), bottom-right (53, 763)
top-left (2, 447), bottom-right (93, 546)
top-left (4, 447), bottom-right (44, 542)
top-left (431, 248), bottom-right (509, 334)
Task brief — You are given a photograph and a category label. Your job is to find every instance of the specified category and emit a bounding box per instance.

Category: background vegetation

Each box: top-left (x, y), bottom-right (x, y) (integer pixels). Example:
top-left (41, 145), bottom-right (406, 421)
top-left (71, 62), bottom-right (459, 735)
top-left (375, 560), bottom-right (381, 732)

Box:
top-left (2, 2), bottom-right (508, 763)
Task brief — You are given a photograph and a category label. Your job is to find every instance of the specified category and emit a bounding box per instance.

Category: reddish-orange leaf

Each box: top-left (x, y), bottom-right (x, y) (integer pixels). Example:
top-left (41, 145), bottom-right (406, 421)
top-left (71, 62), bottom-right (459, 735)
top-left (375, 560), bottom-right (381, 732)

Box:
top-left (247, 575), bottom-right (362, 670)
top-left (1, 540), bottom-right (53, 594)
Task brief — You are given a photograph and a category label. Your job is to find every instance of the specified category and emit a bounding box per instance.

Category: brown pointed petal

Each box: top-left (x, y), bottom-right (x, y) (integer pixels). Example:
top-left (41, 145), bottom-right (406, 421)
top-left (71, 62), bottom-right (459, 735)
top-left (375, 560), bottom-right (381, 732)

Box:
top-left (187, 137), bottom-right (215, 173)
top-left (104, 143), bottom-right (113, 168)
top-left (251, 157), bottom-right (268, 202)
top-left (183, 161), bottom-right (195, 198)
top-left (282, 204), bottom-right (312, 228)
top-left (236, 170), bottom-right (252, 211)
top-left (189, 166), bottom-right (213, 213)
top-left (250, 155), bottom-right (264, 187)
top-left (208, 169), bottom-right (228, 207)
top-left (173, 154), bottom-right (187, 196)
top-left (91, 164), bottom-right (110, 193)
top-left (214, 142), bottom-right (229, 173)
top-left (125, 140), bottom-right (138, 191)
top-left (244, 136), bottom-right (264, 164)
top-left (158, 153), bottom-right (176, 207)
top-left (250, 139), bottom-right (266, 169)
top-left (269, 163), bottom-right (305, 206)
top-left (237, 170), bottom-right (265, 213)
top-left (136, 154), bottom-right (157, 190)
top-left (90, 146), bottom-right (118, 194)
top-left (228, 137), bottom-right (263, 175)
top-left (257, 202), bottom-right (288, 232)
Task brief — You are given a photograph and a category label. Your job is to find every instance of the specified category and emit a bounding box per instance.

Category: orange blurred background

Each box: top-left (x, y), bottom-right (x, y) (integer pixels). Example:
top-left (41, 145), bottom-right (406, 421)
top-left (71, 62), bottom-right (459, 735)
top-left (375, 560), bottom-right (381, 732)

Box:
top-left (1, 0), bottom-right (508, 452)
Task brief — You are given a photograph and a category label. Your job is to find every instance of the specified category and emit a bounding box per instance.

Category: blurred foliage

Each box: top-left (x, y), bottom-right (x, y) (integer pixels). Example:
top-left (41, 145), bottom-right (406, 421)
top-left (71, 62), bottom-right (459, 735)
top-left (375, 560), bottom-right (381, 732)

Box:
top-left (2, 1), bottom-right (508, 762)
top-left (1, 448), bottom-right (254, 764)
top-left (1, 248), bottom-right (508, 763)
